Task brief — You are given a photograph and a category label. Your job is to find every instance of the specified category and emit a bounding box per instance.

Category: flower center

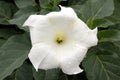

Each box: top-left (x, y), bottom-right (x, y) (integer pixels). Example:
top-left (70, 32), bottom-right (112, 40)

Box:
top-left (55, 33), bottom-right (65, 45)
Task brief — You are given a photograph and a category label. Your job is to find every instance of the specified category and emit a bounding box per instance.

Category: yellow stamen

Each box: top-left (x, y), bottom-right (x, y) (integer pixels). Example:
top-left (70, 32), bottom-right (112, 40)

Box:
top-left (55, 33), bottom-right (65, 45)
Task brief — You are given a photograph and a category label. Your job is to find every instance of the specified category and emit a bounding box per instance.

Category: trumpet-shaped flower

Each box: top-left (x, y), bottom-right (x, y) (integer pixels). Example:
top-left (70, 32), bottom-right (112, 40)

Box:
top-left (23, 6), bottom-right (98, 75)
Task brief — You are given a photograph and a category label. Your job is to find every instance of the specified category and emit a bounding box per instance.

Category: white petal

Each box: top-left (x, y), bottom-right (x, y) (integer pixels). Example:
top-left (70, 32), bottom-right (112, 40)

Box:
top-left (28, 43), bottom-right (59, 71)
top-left (23, 15), bottom-right (45, 28)
top-left (46, 6), bottom-right (78, 32)
top-left (69, 19), bottom-right (98, 48)
top-left (29, 27), bottom-right (55, 45)
top-left (23, 15), bottom-right (55, 45)
top-left (38, 51), bottom-right (59, 70)
top-left (59, 43), bottom-right (88, 75)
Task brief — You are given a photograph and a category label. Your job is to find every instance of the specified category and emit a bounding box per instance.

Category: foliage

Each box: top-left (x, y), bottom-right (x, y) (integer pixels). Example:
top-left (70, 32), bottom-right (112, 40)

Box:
top-left (0, 0), bottom-right (120, 80)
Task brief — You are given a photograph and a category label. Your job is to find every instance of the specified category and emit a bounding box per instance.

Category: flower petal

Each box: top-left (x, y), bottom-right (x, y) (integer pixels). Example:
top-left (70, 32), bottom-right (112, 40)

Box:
top-left (29, 27), bottom-right (55, 45)
top-left (46, 6), bottom-right (78, 32)
top-left (28, 43), bottom-right (59, 71)
top-left (23, 15), bottom-right (46, 28)
top-left (70, 19), bottom-right (98, 48)
top-left (23, 15), bottom-right (55, 45)
top-left (59, 43), bottom-right (88, 75)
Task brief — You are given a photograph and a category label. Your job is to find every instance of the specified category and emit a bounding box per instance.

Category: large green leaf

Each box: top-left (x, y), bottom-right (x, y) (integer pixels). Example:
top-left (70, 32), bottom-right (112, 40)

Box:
top-left (79, 0), bottom-right (114, 20)
top-left (33, 69), bottom-right (60, 80)
top-left (83, 42), bottom-right (120, 80)
top-left (0, 25), bottom-right (20, 47)
top-left (15, 61), bottom-right (33, 80)
top-left (0, 33), bottom-right (31, 80)
top-left (0, 1), bottom-right (17, 24)
top-left (0, 39), bottom-right (6, 47)
top-left (68, 0), bottom-right (87, 5)
top-left (0, 26), bottom-right (20, 39)
top-left (106, 0), bottom-right (120, 23)
top-left (9, 6), bottom-right (38, 31)
top-left (98, 29), bottom-right (120, 42)
top-left (14, 0), bottom-right (36, 8)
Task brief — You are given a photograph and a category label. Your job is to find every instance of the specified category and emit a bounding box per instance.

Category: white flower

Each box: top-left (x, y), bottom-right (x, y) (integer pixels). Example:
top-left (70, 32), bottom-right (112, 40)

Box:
top-left (23, 6), bottom-right (98, 75)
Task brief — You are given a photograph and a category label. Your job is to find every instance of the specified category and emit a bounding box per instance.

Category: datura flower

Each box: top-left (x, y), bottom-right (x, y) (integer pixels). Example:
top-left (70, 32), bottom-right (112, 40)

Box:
top-left (23, 6), bottom-right (98, 75)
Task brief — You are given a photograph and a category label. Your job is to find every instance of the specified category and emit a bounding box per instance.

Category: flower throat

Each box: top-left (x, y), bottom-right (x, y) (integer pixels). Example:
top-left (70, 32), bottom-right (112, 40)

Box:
top-left (55, 33), bottom-right (65, 45)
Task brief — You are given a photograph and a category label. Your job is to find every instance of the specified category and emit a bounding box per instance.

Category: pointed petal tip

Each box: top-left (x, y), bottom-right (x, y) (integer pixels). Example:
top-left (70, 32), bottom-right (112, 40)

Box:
top-left (23, 14), bottom-right (38, 27)
top-left (62, 66), bottom-right (83, 75)
top-left (71, 68), bottom-right (83, 75)
top-left (35, 67), bottom-right (39, 72)
top-left (59, 5), bottom-right (62, 8)
top-left (23, 15), bottom-right (34, 27)
top-left (22, 23), bottom-right (28, 27)
top-left (59, 5), bottom-right (74, 12)
top-left (91, 27), bottom-right (98, 46)
top-left (28, 56), bottom-right (39, 72)
top-left (92, 27), bottom-right (98, 34)
top-left (59, 5), bottom-right (69, 10)
top-left (59, 5), bottom-right (65, 10)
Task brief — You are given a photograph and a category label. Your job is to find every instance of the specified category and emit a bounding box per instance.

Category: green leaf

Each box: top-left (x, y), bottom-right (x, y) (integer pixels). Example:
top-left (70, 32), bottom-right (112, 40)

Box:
top-left (86, 18), bottom-right (114, 29)
top-left (3, 61), bottom-right (33, 80)
top-left (0, 25), bottom-right (20, 47)
top-left (0, 26), bottom-right (19, 39)
top-left (72, 0), bottom-right (114, 21)
top-left (108, 23), bottom-right (120, 30)
top-left (83, 42), bottom-right (120, 80)
top-left (106, 0), bottom-right (120, 23)
top-left (33, 69), bottom-right (60, 80)
top-left (39, 6), bottom-right (60, 15)
top-left (0, 1), bottom-right (17, 24)
top-left (3, 71), bottom-right (16, 80)
top-left (33, 69), bottom-right (45, 80)
top-left (98, 29), bottom-right (120, 42)
top-left (68, 0), bottom-right (87, 5)
top-left (39, 0), bottom-right (50, 8)
top-left (0, 39), bottom-right (6, 47)
top-left (15, 61), bottom-right (33, 80)
top-left (0, 33), bottom-right (31, 80)
top-left (58, 75), bottom-right (68, 80)
top-left (114, 41), bottom-right (120, 48)
top-left (9, 6), bottom-right (38, 31)
top-left (92, 19), bottom-right (113, 28)
top-left (38, 0), bottom-right (61, 15)
top-left (15, 0), bottom-right (36, 8)
top-left (39, 0), bottom-right (61, 9)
